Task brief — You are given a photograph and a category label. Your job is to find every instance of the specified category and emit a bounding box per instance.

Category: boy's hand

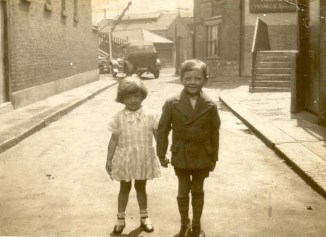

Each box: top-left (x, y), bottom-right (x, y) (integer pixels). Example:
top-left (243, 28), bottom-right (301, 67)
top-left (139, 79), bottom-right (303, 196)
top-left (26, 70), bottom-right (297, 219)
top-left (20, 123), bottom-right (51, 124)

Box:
top-left (210, 161), bottom-right (217, 172)
top-left (159, 156), bottom-right (170, 168)
top-left (105, 160), bottom-right (112, 176)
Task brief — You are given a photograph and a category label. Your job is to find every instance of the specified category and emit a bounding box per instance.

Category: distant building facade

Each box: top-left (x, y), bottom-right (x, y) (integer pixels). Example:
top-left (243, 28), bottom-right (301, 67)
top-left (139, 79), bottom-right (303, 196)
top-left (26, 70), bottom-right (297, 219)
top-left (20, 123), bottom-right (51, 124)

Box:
top-left (0, 0), bottom-right (98, 110)
top-left (193, 0), bottom-right (297, 77)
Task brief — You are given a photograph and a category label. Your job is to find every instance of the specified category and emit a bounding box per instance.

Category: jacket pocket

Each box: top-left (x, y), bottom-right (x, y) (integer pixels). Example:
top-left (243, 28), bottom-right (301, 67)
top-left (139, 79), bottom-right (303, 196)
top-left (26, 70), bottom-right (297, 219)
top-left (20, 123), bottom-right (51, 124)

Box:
top-left (170, 143), bottom-right (178, 153)
top-left (204, 144), bottom-right (213, 155)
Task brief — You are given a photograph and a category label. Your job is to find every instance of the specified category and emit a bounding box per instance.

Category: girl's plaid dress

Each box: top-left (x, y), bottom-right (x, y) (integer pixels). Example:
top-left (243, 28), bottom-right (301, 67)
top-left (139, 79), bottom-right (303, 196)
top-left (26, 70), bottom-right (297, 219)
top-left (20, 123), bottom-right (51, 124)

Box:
top-left (108, 106), bottom-right (161, 181)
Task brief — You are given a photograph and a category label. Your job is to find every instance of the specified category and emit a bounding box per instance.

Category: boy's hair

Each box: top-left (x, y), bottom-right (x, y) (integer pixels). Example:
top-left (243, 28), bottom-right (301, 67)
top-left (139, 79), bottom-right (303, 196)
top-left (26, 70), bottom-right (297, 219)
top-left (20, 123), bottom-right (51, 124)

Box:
top-left (116, 77), bottom-right (148, 103)
top-left (180, 59), bottom-right (208, 80)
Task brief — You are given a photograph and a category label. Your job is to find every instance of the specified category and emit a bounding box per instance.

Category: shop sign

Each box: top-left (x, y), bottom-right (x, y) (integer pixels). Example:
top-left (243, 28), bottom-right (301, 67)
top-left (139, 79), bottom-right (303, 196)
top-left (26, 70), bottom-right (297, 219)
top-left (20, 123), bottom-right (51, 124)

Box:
top-left (250, 0), bottom-right (297, 13)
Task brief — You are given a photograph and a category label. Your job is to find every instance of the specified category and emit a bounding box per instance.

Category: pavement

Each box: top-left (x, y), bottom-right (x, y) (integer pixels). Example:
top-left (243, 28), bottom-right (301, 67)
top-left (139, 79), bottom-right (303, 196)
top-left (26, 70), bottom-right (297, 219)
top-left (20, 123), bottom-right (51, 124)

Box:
top-left (218, 83), bottom-right (326, 199)
top-left (0, 73), bottom-right (325, 201)
top-left (0, 75), bottom-right (118, 154)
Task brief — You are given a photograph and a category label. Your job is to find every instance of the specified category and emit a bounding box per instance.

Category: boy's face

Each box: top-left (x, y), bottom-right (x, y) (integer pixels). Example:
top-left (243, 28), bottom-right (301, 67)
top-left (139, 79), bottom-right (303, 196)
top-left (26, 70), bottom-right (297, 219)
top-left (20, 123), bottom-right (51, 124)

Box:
top-left (123, 91), bottom-right (143, 111)
top-left (181, 69), bottom-right (207, 96)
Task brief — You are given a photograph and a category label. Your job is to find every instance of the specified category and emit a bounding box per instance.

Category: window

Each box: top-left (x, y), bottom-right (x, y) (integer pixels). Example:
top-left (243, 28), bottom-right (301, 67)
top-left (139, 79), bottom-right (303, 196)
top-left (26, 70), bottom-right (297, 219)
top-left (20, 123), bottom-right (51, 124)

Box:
top-left (74, 0), bottom-right (78, 22)
top-left (206, 17), bottom-right (221, 58)
top-left (62, 0), bottom-right (67, 17)
top-left (45, 0), bottom-right (52, 11)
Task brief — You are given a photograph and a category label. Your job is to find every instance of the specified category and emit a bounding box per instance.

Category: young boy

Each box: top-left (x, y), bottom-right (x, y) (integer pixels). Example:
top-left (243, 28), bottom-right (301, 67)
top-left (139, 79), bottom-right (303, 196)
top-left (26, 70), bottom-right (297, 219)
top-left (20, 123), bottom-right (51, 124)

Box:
top-left (157, 59), bottom-right (221, 237)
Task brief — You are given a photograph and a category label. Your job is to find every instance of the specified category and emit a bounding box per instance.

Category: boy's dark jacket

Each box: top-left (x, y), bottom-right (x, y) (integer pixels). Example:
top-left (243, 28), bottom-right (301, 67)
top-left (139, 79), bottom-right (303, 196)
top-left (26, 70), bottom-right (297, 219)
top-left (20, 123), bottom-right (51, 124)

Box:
top-left (157, 90), bottom-right (221, 170)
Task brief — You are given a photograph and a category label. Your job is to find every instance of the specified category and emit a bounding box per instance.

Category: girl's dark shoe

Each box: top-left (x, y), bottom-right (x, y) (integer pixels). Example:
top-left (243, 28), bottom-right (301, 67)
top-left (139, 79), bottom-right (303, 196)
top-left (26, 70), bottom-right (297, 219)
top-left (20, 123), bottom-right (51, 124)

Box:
top-left (191, 226), bottom-right (205, 237)
top-left (140, 217), bottom-right (154, 233)
top-left (113, 218), bottom-right (125, 235)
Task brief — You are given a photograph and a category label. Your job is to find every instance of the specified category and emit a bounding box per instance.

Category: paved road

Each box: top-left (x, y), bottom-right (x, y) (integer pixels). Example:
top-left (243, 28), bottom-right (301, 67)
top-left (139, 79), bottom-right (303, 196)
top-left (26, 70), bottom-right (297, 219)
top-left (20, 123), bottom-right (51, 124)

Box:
top-left (0, 73), bottom-right (325, 236)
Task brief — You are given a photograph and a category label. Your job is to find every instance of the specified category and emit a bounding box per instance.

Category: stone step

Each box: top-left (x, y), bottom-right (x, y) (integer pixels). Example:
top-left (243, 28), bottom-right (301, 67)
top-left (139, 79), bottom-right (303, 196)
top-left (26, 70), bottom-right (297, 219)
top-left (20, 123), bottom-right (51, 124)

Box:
top-left (257, 62), bottom-right (292, 68)
top-left (257, 55), bottom-right (292, 62)
top-left (256, 68), bottom-right (292, 74)
top-left (259, 50), bottom-right (295, 56)
top-left (254, 80), bottom-right (291, 87)
top-left (255, 74), bottom-right (291, 81)
top-left (251, 87), bottom-right (291, 92)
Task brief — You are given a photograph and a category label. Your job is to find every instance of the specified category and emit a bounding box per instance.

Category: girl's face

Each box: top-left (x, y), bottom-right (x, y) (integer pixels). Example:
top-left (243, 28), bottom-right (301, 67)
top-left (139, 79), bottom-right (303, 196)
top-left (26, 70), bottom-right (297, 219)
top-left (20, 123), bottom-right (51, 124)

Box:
top-left (181, 69), bottom-right (207, 97)
top-left (123, 91), bottom-right (143, 111)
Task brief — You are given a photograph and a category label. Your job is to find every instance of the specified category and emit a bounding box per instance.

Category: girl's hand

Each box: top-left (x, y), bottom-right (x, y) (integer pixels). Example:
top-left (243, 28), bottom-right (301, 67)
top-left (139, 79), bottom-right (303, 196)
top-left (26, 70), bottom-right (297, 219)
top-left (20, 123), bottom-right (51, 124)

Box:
top-left (159, 156), bottom-right (170, 168)
top-left (106, 160), bottom-right (112, 176)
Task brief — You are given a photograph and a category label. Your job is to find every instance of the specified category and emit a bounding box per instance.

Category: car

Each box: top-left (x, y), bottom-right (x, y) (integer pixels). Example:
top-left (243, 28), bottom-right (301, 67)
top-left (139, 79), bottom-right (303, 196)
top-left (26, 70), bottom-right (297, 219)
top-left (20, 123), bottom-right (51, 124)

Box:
top-left (98, 55), bottom-right (110, 74)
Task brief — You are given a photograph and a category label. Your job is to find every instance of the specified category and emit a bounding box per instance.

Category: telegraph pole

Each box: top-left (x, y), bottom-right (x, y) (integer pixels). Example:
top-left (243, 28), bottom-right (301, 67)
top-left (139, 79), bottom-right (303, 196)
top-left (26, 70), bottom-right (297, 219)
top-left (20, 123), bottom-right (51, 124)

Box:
top-left (108, 1), bottom-right (132, 60)
top-left (175, 7), bottom-right (189, 75)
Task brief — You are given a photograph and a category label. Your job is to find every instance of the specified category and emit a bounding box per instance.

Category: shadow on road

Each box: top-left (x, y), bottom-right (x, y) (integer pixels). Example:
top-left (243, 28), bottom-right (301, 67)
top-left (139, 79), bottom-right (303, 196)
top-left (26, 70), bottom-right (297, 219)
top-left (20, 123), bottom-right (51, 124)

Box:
top-left (167, 77), bottom-right (249, 90)
top-left (109, 226), bottom-right (143, 237)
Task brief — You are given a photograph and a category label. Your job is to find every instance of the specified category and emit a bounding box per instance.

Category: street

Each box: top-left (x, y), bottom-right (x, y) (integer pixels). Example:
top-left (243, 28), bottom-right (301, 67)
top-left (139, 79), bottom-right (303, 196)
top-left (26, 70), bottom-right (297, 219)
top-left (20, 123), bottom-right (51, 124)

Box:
top-left (0, 72), bottom-right (326, 237)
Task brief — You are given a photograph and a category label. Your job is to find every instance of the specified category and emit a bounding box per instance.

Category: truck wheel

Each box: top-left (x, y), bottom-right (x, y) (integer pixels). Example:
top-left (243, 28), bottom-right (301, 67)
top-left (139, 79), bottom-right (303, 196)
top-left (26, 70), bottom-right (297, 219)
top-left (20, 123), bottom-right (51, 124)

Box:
top-left (154, 70), bottom-right (160, 79)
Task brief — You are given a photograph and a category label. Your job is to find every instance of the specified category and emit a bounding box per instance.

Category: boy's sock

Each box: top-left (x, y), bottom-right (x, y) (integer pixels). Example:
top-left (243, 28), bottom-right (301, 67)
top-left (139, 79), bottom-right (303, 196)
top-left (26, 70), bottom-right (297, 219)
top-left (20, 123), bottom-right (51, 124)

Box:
top-left (177, 196), bottom-right (190, 225)
top-left (192, 191), bottom-right (204, 231)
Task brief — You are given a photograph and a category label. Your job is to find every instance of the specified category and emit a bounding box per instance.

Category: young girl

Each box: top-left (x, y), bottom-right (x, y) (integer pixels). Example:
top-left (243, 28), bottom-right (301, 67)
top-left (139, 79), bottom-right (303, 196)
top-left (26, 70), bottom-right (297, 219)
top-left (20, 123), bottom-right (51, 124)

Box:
top-left (105, 77), bottom-right (161, 235)
top-left (157, 59), bottom-right (221, 237)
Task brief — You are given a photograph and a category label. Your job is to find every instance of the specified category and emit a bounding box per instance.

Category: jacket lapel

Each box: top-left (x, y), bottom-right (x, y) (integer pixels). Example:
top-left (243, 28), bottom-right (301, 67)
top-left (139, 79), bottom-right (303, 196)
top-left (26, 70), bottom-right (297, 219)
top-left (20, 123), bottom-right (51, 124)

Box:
top-left (173, 90), bottom-right (213, 123)
top-left (173, 90), bottom-right (196, 119)
top-left (187, 91), bottom-right (213, 124)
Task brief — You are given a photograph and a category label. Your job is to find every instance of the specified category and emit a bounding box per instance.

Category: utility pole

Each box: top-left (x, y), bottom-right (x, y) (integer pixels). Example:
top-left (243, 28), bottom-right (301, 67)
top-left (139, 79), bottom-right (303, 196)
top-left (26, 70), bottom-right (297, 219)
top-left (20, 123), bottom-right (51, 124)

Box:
top-left (108, 1), bottom-right (132, 60)
top-left (175, 7), bottom-right (188, 75)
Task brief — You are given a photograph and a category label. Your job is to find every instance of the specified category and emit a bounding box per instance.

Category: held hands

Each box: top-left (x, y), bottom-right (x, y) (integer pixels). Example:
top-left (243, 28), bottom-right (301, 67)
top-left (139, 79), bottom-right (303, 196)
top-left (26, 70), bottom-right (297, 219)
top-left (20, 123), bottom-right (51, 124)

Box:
top-left (159, 156), bottom-right (170, 168)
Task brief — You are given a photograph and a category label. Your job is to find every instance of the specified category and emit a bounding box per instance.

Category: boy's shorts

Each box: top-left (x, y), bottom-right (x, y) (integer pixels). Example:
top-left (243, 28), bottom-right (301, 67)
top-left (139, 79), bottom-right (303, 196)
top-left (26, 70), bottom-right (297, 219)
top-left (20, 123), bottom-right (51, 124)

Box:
top-left (174, 168), bottom-right (209, 178)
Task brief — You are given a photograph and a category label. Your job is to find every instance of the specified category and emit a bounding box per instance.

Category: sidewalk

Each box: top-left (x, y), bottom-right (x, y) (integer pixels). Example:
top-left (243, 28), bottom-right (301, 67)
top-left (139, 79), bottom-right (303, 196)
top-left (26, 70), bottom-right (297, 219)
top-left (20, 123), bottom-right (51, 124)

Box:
top-left (219, 84), bottom-right (326, 199)
top-left (0, 75), bottom-right (118, 154)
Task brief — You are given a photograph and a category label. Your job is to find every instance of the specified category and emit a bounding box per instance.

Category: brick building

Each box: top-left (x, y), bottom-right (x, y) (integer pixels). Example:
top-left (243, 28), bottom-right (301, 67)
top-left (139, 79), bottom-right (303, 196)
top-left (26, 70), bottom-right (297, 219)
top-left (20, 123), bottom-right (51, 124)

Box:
top-left (0, 0), bottom-right (98, 111)
top-left (193, 0), bottom-right (297, 77)
top-left (194, 0), bottom-right (241, 77)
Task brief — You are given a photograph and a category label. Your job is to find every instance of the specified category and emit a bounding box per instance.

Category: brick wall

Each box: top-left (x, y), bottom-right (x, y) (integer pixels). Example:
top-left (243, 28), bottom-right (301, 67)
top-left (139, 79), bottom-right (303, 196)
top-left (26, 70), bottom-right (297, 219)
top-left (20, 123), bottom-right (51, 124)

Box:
top-left (319, 2), bottom-right (326, 125)
top-left (205, 59), bottom-right (239, 78)
top-left (8, 0), bottom-right (98, 92)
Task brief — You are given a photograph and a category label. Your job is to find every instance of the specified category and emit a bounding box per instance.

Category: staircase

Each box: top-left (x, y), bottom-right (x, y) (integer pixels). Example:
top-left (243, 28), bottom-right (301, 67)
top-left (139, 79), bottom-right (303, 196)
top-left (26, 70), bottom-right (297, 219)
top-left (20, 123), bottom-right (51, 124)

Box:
top-left (250, 50), bottom-right (297, 92)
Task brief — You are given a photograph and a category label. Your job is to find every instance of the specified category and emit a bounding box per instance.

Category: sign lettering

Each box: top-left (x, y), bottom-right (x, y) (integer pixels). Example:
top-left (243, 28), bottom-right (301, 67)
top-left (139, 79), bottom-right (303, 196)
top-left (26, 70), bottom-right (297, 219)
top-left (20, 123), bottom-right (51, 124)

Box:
top-left (249, 0), bottom-right (297, 13)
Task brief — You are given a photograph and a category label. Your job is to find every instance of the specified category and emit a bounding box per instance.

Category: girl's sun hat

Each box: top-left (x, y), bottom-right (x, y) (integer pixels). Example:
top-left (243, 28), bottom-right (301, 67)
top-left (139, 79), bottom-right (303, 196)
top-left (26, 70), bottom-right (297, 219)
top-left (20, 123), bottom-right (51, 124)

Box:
top-left (116, 77), bottom-right (148, 103)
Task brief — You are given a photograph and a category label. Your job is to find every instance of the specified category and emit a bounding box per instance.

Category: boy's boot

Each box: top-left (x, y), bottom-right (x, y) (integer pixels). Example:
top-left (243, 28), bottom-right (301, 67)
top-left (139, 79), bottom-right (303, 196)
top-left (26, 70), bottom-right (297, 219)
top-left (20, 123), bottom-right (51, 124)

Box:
top-left (140, 209), bottom-right (154, 233)
top-left (191, 192), bottom-right (205, 237)
top-left (177, 196), bottom-right (191, 237)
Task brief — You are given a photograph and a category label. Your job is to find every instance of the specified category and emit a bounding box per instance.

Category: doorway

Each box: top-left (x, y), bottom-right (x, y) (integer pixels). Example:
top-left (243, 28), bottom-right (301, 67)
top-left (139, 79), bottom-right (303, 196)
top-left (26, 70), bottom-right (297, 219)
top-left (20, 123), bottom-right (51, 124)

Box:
top-left (297, 0), bottom-right (320, 114)
top-left (305, 0), bottom-right (320, 113)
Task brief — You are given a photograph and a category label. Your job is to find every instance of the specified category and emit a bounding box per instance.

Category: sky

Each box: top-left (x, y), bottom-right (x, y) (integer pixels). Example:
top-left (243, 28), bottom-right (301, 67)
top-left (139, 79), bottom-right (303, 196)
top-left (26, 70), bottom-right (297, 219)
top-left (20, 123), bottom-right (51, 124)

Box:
top-left (92, 0), bottom-right (194, 24)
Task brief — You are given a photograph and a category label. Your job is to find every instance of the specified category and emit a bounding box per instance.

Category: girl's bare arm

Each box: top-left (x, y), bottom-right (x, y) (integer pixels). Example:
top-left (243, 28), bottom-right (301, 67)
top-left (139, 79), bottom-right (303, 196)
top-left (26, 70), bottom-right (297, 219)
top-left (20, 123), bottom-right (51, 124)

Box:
top-left (106, 134), bottom-right (119, 175)
top-left (107, 134), bottom-right (119, 161)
